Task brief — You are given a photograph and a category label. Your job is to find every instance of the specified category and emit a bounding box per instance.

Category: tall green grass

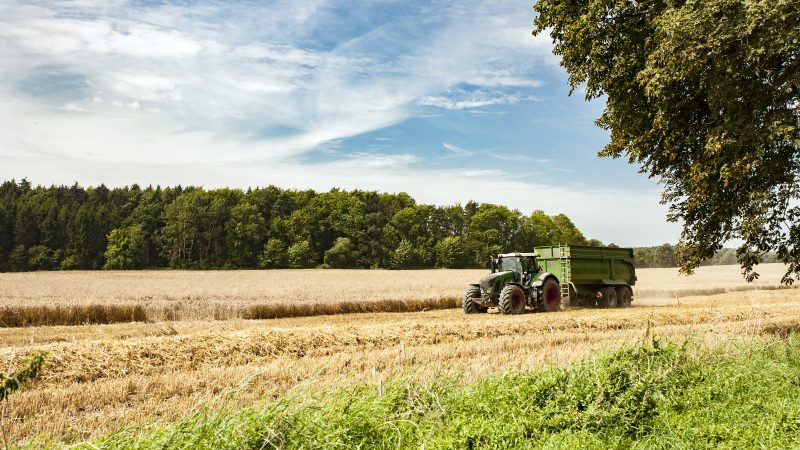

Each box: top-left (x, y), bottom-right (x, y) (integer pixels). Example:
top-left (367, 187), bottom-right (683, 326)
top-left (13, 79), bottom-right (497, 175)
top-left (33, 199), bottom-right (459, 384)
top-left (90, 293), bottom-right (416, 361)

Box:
top-left (74, 335), bottom-right (800, 449)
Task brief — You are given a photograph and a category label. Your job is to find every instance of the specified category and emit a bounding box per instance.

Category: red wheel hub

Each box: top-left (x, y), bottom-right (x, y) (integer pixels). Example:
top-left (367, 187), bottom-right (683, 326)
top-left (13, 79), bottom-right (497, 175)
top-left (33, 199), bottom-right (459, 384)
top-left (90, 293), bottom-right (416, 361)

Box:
top-left (546, 287), bottom-right (559, 307)
top-left (512, 290), bottom-right (524, 310)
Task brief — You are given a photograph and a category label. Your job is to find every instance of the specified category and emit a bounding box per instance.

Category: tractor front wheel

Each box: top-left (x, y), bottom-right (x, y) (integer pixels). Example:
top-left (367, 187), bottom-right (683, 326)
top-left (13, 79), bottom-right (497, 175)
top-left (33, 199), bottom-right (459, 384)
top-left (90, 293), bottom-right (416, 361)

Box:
top-left (498, 284), bottom-right (526, 315)
top-left (462, 286), bottom-right (486, 314)
top-left (540, 278), bottom-right (561, 312)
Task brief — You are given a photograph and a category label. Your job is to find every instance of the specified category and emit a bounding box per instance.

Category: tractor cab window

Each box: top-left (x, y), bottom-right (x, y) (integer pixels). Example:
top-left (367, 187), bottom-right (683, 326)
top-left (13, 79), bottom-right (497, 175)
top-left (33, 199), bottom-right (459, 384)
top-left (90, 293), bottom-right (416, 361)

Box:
top-left (499, 257), bottom-right (522, 276)
top-left (521, 257), bottom-right (536, 282)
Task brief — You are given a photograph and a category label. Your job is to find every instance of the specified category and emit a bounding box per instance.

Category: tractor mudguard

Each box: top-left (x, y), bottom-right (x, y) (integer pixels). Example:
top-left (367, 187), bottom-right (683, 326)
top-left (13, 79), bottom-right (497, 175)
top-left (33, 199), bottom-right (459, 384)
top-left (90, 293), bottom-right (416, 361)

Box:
top-left (532, 272), bottom-right (558, 287)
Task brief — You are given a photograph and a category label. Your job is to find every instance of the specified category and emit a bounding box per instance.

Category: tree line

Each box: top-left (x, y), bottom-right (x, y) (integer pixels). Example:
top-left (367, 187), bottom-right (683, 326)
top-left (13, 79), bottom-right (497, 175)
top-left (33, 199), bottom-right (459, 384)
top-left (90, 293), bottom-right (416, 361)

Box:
top-left (633, 244), bottom-right (779, 269)
top-left (0, 179), bottom-right (759, 272)
top-left (0, 179), bottom-right (597, 271)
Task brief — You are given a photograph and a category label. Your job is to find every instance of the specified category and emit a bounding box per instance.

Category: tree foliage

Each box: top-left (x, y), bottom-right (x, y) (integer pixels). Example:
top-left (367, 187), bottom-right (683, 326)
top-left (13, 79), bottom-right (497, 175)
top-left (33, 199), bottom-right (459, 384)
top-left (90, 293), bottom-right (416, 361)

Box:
top-left (434, 236), bottom-right (470, 269)
top-left (287, 241), bottom-right (316, 269)
top-left (10, 179), bottom-right (767, 272)
top-left (104, 225), bottom-right (147, 269)
top-left (323, 237), bottom-right (360, 269)
top-left (259, 238), bottom-right (288, 269)
top-left (226, 200), bottom-right (266, 268)
top-left (533, 0), bottom-right (800, 282)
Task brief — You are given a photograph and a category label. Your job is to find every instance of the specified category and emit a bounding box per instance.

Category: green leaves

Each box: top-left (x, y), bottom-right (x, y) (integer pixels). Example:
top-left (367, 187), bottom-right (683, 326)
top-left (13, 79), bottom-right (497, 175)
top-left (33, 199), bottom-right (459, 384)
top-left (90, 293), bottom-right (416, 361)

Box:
top-left (0, 351), bottom-right (46, 401)
top-left (104, 224), bottom-right (147, 269)
top-left (535, 0), bottom-right (800, 282)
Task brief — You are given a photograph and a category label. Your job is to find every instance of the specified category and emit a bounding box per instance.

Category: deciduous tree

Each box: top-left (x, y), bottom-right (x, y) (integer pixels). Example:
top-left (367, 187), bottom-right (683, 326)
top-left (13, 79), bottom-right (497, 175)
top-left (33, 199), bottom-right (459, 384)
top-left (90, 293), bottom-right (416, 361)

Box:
top-left (104, 225), bottom-right (147, 269)
top-left (534, 0), bottom-right (800, 282)
top-left (324, 237), bottom-right (360, 268)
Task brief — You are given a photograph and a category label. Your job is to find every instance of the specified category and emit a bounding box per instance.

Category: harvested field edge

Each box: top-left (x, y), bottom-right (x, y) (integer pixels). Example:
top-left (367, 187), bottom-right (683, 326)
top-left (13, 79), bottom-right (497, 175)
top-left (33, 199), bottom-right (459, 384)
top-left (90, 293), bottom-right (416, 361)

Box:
top-left (634, 282), bottom-right (800, 299)
top-left (0, 296), bottom-right (461, 327)
top-left (2, 283), bottom-right (799, 328)
top-left (67, 334), bottom-right (800, 449)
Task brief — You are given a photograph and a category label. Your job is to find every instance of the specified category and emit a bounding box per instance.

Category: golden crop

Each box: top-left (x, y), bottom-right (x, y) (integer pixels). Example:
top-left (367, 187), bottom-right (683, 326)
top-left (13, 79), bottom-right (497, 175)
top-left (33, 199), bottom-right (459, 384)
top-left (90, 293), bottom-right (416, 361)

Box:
top-left (0, 264), bottom-right (792, 326)
top-left (0, 264), bottom-right (797, 444)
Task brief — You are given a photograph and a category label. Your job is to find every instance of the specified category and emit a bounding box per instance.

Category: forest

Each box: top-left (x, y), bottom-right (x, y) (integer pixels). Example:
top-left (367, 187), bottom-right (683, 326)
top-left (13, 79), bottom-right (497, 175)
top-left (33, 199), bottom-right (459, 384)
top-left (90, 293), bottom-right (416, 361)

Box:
top-left (0, 179), bottom-right (758, 271)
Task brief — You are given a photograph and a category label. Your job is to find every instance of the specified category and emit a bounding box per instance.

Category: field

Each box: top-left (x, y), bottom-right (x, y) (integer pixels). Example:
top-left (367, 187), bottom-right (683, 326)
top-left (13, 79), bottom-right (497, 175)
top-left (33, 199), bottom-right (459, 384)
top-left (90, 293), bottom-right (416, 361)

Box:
top-left (1, 264), bottom-right (799, 445)
top-left (0, 264), bottom-right (793, 326)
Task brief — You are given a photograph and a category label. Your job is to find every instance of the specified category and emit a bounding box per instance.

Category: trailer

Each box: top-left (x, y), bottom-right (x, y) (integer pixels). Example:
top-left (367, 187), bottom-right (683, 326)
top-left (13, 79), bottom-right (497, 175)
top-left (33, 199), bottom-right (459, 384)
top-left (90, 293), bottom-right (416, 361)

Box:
top-left (462, 245), bottom-right (636, 314)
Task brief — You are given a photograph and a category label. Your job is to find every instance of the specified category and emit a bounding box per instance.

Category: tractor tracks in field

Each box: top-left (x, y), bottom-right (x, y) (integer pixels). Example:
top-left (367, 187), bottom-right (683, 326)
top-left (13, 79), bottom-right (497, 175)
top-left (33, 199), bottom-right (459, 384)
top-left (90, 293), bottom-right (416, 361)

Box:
top-left (2, 296), bottom-right (798, 385)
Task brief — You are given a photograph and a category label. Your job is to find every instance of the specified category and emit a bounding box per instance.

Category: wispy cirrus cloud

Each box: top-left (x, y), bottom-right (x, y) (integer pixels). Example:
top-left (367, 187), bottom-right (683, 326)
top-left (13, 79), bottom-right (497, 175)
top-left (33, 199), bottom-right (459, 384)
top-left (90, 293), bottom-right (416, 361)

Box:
top-left (442, 142), bottom-right (472, 155)
top-left (420, 89), bottom-right (531, 111)
top-left (0, 0), bottom-right (553, 163)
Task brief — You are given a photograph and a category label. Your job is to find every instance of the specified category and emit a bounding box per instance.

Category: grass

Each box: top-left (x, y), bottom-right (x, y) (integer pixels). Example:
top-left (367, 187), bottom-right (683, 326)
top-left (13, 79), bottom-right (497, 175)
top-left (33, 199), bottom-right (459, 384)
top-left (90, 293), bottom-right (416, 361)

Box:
top-left (0, 264), bottom-right (794, 326)
top-left (73, 334), bottom-right (800, 449)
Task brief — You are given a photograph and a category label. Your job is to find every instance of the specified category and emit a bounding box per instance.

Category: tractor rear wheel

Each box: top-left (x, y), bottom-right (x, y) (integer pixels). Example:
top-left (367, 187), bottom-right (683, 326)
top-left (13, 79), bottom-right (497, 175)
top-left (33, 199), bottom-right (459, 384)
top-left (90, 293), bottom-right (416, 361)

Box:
top-left (498, 284), bottom-right (526, 315)
top-left (462, 286), bottom-right (486, 314)
top-left (616, 285), bottom-right (633, 308)
top-left (598, 286), bottom-right (618, 308)
top-left (540, 278), bottom-right (561, 312)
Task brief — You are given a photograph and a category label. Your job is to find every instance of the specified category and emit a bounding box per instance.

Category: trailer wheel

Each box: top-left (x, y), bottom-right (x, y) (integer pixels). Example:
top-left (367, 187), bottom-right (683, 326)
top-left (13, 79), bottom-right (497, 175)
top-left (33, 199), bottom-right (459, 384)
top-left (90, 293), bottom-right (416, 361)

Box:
top-left (597, 286), bottom-right (618, 308)
top-left (462, 286), bottom-right (486, 314)
top-left (498, 284), bottom-right (526, 315)
top-left (540, 278), bottom-right (561, 312)
top-left (616, 285), bottom-right (633, 308)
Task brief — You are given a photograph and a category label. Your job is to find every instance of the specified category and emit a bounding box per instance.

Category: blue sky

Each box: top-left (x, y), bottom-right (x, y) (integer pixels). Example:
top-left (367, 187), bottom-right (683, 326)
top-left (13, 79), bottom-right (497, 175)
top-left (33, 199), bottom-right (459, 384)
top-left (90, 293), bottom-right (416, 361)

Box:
top-left (0, 0), bottom-right (680, 245)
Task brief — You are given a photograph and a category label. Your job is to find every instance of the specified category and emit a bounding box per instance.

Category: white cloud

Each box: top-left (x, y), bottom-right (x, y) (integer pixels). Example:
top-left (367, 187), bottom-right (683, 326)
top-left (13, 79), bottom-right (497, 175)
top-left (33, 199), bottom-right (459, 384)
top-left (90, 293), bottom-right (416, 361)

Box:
top-left (4, 17), bottom-right (210, 58)
top-left (486, 152), bottom-right (552, 164)
top-left (419, 92), bottom-right (524, 110)
top-left (442, 142), bottom-right (472, 155)
top-left (327, 152), bottom-right (420, 169)
top-left (0, 0), bottom-right (553, 162)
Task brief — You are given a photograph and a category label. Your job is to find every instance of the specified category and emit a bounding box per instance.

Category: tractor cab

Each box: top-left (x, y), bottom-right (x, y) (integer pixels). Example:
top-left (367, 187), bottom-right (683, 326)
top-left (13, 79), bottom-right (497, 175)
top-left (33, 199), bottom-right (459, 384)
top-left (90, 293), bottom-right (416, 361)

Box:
top-left (494, 253), bottom-right (539, 284)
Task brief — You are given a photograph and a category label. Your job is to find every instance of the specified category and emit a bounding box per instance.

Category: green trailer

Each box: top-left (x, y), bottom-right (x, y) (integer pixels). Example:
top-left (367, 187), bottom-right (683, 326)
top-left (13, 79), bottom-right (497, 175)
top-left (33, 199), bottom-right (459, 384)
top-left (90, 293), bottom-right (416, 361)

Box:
top-left (463, 245), bottom-right (636, 315)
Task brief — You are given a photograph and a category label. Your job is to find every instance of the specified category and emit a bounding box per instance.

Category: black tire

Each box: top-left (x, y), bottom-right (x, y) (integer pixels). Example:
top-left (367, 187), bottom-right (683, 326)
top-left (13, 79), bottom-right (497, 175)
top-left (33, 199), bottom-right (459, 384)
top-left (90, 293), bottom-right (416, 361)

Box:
top-left (498, 284), bottom-right (526, 315)
top-left (616, 285), bottom-right (633, 308)
top-left (540, 278), bottom-right (561, 312)
top-left (463, 286), bottom-right (484, 314)
top-left (597, 286), bottom-right (618, 308)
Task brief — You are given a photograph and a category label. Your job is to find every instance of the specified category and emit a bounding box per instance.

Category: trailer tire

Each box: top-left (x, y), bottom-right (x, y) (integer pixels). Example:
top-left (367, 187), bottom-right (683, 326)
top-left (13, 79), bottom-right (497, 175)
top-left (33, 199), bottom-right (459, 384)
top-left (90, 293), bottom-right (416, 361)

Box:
top-left (498, 284), bottom-right (526, 315)
top-left (462, 286), bottom-right (486, 314)
top-left (598, 286), bottom-right (618, 308)
top-left (540, 278), bottom-right (561, 312)
top-left (616, 285), bottom-right (633, 308)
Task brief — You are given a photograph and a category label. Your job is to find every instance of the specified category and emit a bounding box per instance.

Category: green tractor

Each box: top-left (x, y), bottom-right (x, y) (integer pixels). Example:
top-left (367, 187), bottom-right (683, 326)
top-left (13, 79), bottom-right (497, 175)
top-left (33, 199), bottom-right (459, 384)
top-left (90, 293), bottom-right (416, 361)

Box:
top-left (463, 245), bottom-right (637, 314)
top-left (463, 252), bottom-right (561, 314)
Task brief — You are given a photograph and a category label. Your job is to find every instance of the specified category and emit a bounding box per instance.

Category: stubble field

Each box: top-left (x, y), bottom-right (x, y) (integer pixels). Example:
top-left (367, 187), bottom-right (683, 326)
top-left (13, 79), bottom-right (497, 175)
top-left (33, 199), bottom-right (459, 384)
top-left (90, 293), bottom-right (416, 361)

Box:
top-left (1, 264), bottom-right (799, 445)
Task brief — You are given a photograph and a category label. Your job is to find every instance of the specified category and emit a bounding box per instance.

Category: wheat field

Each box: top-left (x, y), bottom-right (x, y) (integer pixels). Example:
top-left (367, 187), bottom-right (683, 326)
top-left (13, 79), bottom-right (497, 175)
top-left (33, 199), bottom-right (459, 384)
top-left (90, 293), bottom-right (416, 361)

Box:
top-left (1, 264), bottom-right (799, 445)
top-left (0, 264), bottom-right (794, 326)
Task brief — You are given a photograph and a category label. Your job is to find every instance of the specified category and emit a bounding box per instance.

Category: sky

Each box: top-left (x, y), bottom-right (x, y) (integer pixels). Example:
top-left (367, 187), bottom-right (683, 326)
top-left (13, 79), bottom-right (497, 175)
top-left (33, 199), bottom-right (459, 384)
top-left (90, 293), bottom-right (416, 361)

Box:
top-left (0, 0), bottom-right (682, 246)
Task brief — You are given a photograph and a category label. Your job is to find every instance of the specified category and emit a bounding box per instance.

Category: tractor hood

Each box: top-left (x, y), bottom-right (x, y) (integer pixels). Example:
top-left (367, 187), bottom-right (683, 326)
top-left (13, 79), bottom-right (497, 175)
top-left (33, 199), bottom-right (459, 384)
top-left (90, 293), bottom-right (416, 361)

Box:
top-left (480, 271), bottom-right (514, 293)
